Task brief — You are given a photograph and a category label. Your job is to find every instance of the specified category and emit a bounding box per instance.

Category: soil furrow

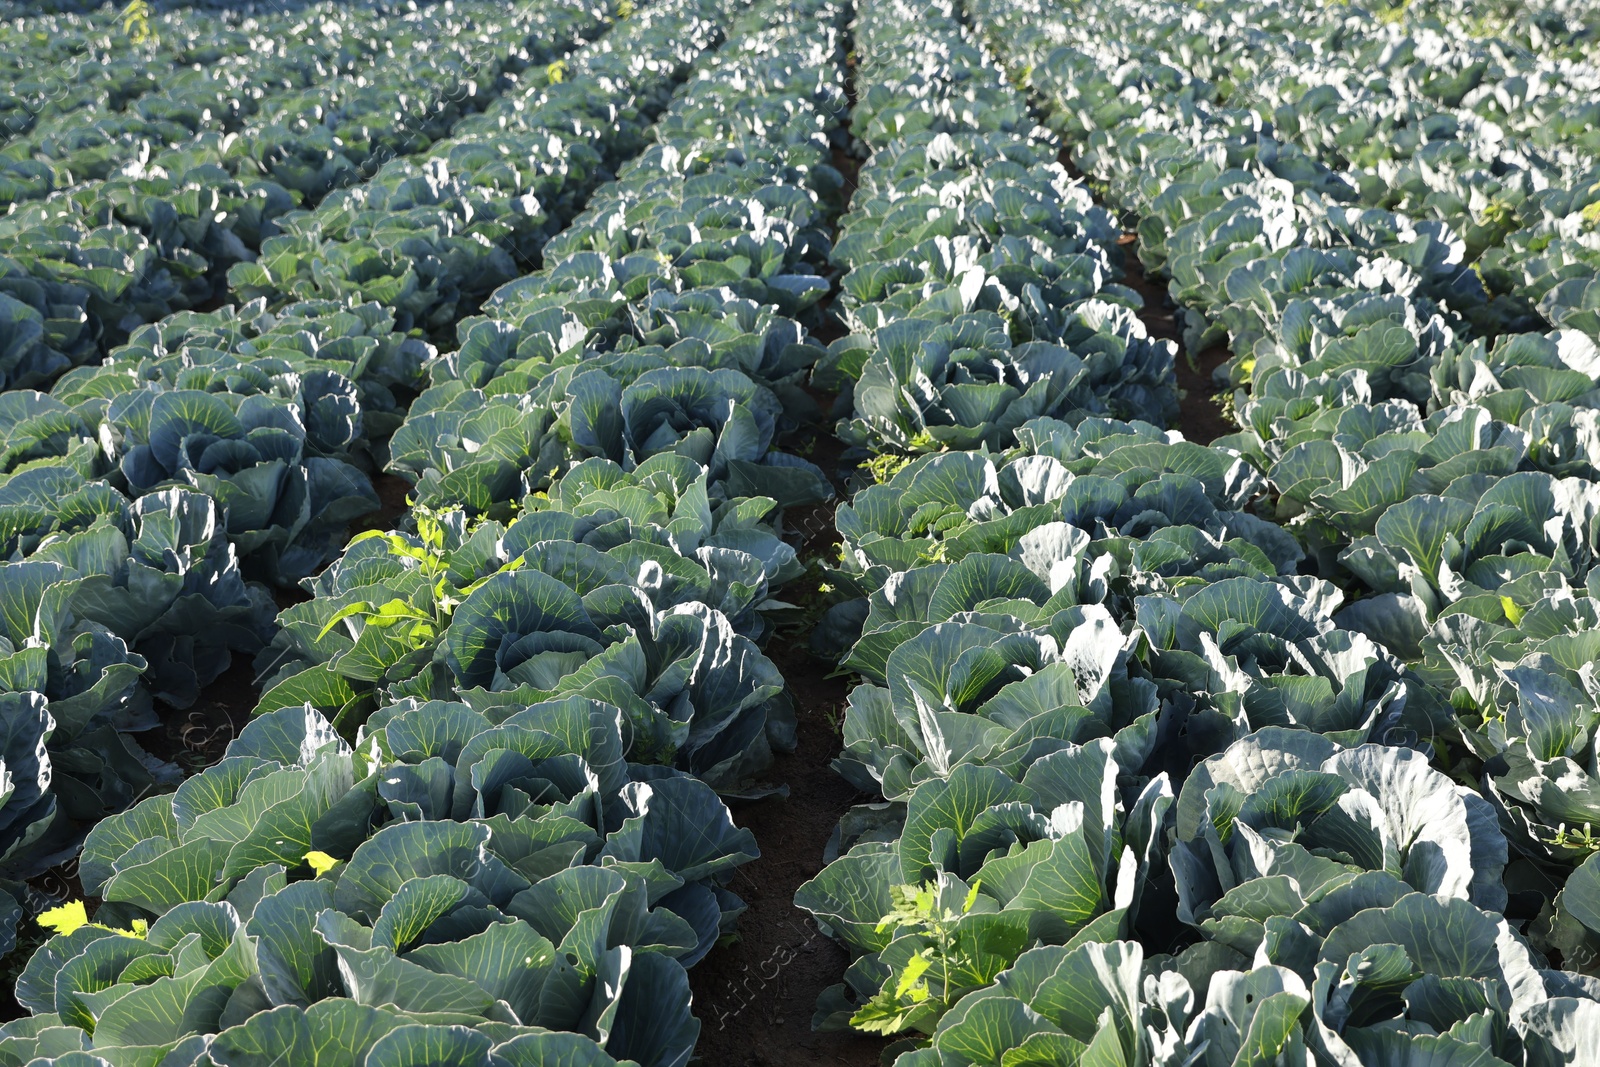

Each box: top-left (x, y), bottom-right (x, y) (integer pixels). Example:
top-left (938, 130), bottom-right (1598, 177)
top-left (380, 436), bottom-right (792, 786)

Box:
top-left (684, 26), bottom-right (888, 1067)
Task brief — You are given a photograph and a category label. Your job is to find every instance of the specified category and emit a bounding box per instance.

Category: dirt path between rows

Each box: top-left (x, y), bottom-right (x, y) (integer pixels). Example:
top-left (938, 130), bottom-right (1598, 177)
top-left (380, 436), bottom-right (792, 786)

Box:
top-left (684, 41), bottom-right (889, 1067)
top-left (686, 634), bottom-right (891, 1067)
top-left (1112, 234), bottom-right (1235, 444)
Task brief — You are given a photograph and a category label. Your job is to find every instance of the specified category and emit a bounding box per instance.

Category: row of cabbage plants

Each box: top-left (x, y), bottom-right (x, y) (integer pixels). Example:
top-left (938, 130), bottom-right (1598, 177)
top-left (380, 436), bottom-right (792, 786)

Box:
top-left (985, 0), bottom-right (1600, 879)
top-left (1236, 0), bottom-right (1600, 362)
top-left (1, 0), bottom-right (422, 204)
top-left (0, 0), bottom-right (727, 968)
top-left (809, 12), bottom-right (1176, 456)
top-left (988, 0), bottom-right (1600, 356)
top-left (0, 0), bottom-right (722, 597)
top-left (1265, 0), bottom-right (1600, 325)
top-left (788, 0), bottom-right (1600, 1064)
top-left (1420, 0), bottom-right (1600, 51)
top-left (170, 0), bottom-right (733, 348)
top-left (1138, 0), bottom-right (1600, 302)
top-left (251, 0), bottom-right (848, 787)
top-left (0, 0), bottom-right (367, 143)
top-left (0, 1), bottom-right (858, 1065)
top-left (1, 0), bottom-right (609, 392)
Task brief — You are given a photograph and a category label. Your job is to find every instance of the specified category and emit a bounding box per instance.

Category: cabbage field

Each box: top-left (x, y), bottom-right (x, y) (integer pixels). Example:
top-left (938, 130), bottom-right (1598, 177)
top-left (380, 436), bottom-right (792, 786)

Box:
top-left (1, 0), bottom-right (1599, 1062)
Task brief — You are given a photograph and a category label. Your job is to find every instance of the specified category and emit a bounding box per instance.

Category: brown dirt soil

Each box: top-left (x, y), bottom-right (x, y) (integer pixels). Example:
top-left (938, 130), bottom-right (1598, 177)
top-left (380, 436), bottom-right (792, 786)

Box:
top-left (355, 472), bottom-right (416, 536)
top-left (1113, 235), bottom-right (1235, 444)
top-left (138, 659), bottom-right (264, 774)
top-left (1059, 145), bottom-right (1237, 443)
top-left (687, 636), bottom-right (891, 1067)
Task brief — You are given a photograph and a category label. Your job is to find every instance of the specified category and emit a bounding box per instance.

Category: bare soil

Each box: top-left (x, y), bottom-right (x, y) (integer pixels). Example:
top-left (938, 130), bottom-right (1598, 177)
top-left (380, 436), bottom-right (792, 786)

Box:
top-left (685, 228), bottom-right (890, 1058)
top-left (139, 659), bottom-right (264, 774)
top-left (1056, 144), bottom-right (1237, 443)
top-left (1113, 234), bottom-right (1235, 444)
top-left (686, 638), bottom-right (891, 1067)
top-left (355, 472), bottom-right (416, 536)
